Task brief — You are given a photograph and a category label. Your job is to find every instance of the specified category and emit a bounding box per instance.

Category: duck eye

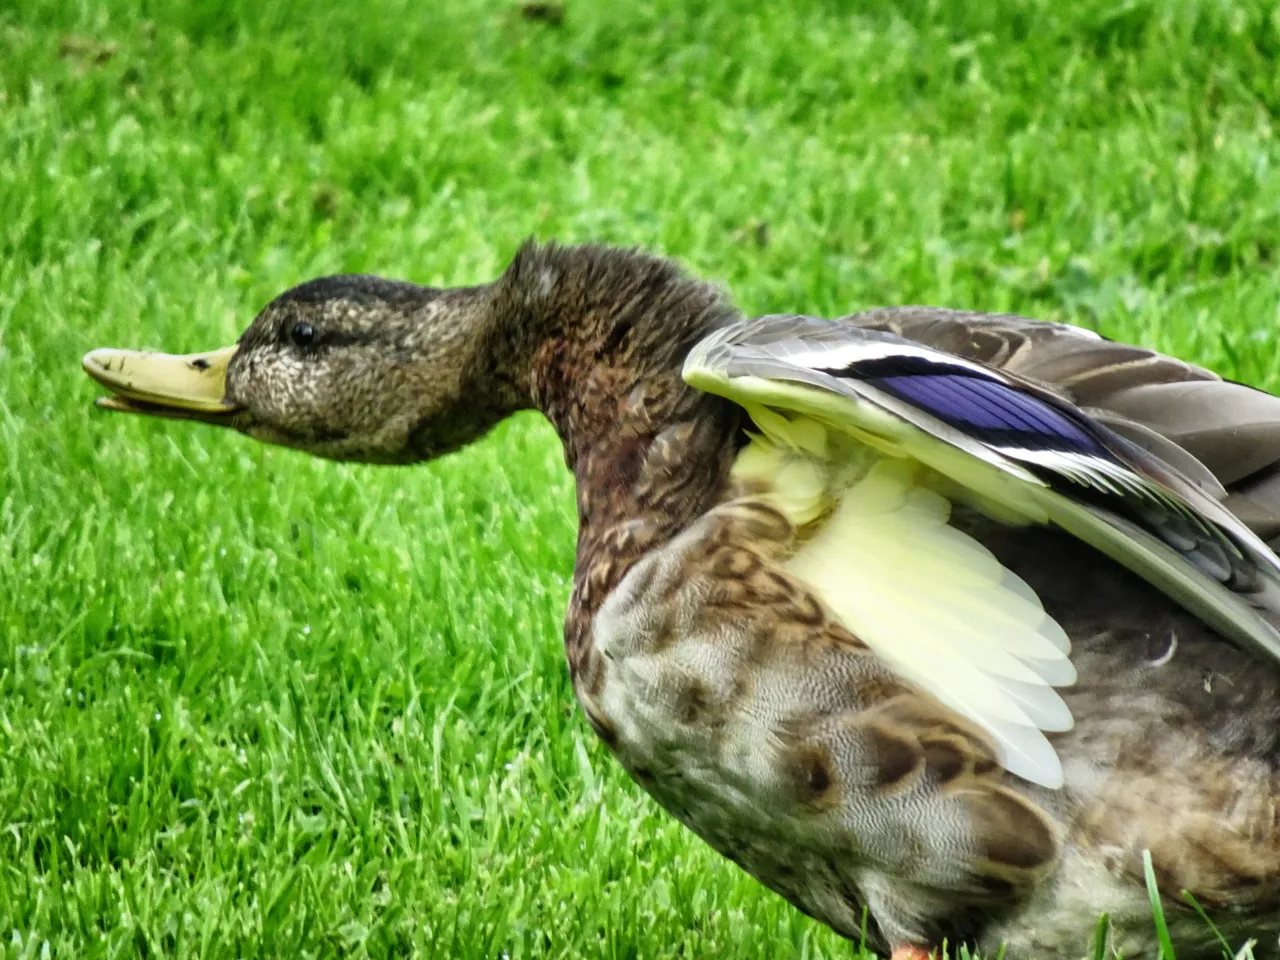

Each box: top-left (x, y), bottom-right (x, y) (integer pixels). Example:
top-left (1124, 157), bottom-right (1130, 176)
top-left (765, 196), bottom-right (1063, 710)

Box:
top-left (291, 322), bottom-right (316, 347)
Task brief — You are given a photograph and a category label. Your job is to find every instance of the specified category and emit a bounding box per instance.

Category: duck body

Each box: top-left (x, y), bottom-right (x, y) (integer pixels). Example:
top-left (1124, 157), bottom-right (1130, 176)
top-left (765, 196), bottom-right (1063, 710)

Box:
top-left (83, 243), bottom-right (1280, 958)
top-left (569, 333), bottom-right (1280, 956)
top-left (586, 467), bottom-right (1280, 957)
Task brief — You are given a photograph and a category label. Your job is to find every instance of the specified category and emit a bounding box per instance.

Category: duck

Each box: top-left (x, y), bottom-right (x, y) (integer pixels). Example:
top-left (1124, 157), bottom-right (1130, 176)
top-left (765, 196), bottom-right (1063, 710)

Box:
top-left (82, 241), bottom-right (1280, 959)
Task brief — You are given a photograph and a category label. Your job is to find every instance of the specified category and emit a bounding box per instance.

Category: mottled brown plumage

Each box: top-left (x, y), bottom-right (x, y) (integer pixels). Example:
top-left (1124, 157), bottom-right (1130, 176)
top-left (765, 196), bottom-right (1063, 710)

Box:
top-left (83, 242), bottom-right (1280, 958)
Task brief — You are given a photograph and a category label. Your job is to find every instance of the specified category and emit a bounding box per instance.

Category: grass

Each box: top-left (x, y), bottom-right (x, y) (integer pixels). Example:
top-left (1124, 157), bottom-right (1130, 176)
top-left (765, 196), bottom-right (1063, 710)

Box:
top-left (2, 0), bottom-right (1280, 955)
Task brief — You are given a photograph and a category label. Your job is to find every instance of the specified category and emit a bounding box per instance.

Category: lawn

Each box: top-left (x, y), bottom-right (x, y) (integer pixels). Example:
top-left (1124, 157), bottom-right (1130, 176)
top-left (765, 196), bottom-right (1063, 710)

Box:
top-left (3, 0), bottom-right (1280, 956)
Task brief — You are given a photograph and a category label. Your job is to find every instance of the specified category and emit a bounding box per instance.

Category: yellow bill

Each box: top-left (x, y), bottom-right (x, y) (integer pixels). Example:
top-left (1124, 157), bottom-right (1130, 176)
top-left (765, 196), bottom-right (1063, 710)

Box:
top-left (82, 345), bottom-right (242, 421)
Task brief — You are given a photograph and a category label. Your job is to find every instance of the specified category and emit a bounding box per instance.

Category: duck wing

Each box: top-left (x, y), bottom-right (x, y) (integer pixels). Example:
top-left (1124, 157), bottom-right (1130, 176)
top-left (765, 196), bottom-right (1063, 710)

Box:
top-left (686, 312), bottom-right (1280, 783)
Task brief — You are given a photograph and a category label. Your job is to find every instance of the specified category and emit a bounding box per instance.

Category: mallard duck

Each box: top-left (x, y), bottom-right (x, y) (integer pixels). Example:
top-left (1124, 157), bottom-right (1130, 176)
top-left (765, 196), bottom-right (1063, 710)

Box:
top-left (82, 242), bottom-right (1280, 959)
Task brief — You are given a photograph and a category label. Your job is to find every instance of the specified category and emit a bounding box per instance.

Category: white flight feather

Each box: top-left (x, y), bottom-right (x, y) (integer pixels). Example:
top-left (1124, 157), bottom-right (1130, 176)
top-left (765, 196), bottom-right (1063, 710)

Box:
top-left (773, 338), bottom-right (998, 380)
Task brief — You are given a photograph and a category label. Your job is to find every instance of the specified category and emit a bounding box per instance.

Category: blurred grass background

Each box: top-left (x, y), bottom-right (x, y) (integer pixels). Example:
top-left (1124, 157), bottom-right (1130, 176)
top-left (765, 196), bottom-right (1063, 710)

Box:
top-left (2, 0), bottom-right (1279, 956)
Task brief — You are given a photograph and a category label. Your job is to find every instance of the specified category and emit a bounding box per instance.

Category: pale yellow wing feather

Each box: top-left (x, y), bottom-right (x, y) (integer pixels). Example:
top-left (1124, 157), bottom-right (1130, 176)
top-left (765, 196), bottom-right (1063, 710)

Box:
top-left (734, 415), bottom-right (1074, 788)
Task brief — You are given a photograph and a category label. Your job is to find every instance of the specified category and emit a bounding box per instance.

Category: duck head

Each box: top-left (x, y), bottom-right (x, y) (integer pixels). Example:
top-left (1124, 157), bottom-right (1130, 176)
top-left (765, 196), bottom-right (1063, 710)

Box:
top-left (83, 242), bottom-right (738, 466)
top-left (83, 272), bottom-right (525, 463)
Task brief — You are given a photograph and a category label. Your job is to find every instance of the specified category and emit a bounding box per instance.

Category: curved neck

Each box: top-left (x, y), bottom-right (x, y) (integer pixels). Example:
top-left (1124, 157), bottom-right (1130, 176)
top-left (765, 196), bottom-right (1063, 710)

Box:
top-left (492, 241), bottom-right (741, 468)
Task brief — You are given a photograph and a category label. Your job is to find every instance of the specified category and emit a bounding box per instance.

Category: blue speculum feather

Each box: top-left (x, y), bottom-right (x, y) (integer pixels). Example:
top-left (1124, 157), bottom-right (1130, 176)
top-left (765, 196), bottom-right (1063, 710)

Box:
top-left (871, 374), bottom-right (1107, 454)
top-left (826, 353), bottom-right (1108, 456)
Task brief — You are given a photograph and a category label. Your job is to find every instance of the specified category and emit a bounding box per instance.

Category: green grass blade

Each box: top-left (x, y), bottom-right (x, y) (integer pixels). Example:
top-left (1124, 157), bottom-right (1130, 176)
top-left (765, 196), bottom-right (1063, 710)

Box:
top-left (1181, 890), bottom-right (1233, 958)
top-left (1144, 850), bottom-right (1177, 960)
top-left (1091, 912), bottom-right (1112, 960)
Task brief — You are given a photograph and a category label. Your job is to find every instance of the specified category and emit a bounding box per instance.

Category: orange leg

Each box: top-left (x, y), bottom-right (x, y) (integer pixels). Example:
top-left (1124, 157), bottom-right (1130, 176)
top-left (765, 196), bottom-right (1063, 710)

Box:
top-left (890, 947), bottom-right (937, 960)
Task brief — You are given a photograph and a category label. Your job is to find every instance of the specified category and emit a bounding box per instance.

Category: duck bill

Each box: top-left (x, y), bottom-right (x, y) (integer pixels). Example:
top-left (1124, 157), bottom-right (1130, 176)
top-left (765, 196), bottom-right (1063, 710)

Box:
top-left (81, 345), bottom-right (243, 424)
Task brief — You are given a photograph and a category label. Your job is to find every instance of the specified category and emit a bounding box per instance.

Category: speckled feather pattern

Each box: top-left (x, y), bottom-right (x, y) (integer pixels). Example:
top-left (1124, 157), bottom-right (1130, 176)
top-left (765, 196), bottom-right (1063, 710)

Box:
top-left (582, 464), bottom-right (1280, 956)
top-left (586, 494), bottom-right (1065, 946)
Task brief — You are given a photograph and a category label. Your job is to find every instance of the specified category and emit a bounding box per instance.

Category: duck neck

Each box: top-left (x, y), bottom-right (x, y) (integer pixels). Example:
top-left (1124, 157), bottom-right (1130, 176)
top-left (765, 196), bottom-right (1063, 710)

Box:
top-left (492, 242), bottom-right (743, 675)
top-left (493, 241), bottom-right (740, 465)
